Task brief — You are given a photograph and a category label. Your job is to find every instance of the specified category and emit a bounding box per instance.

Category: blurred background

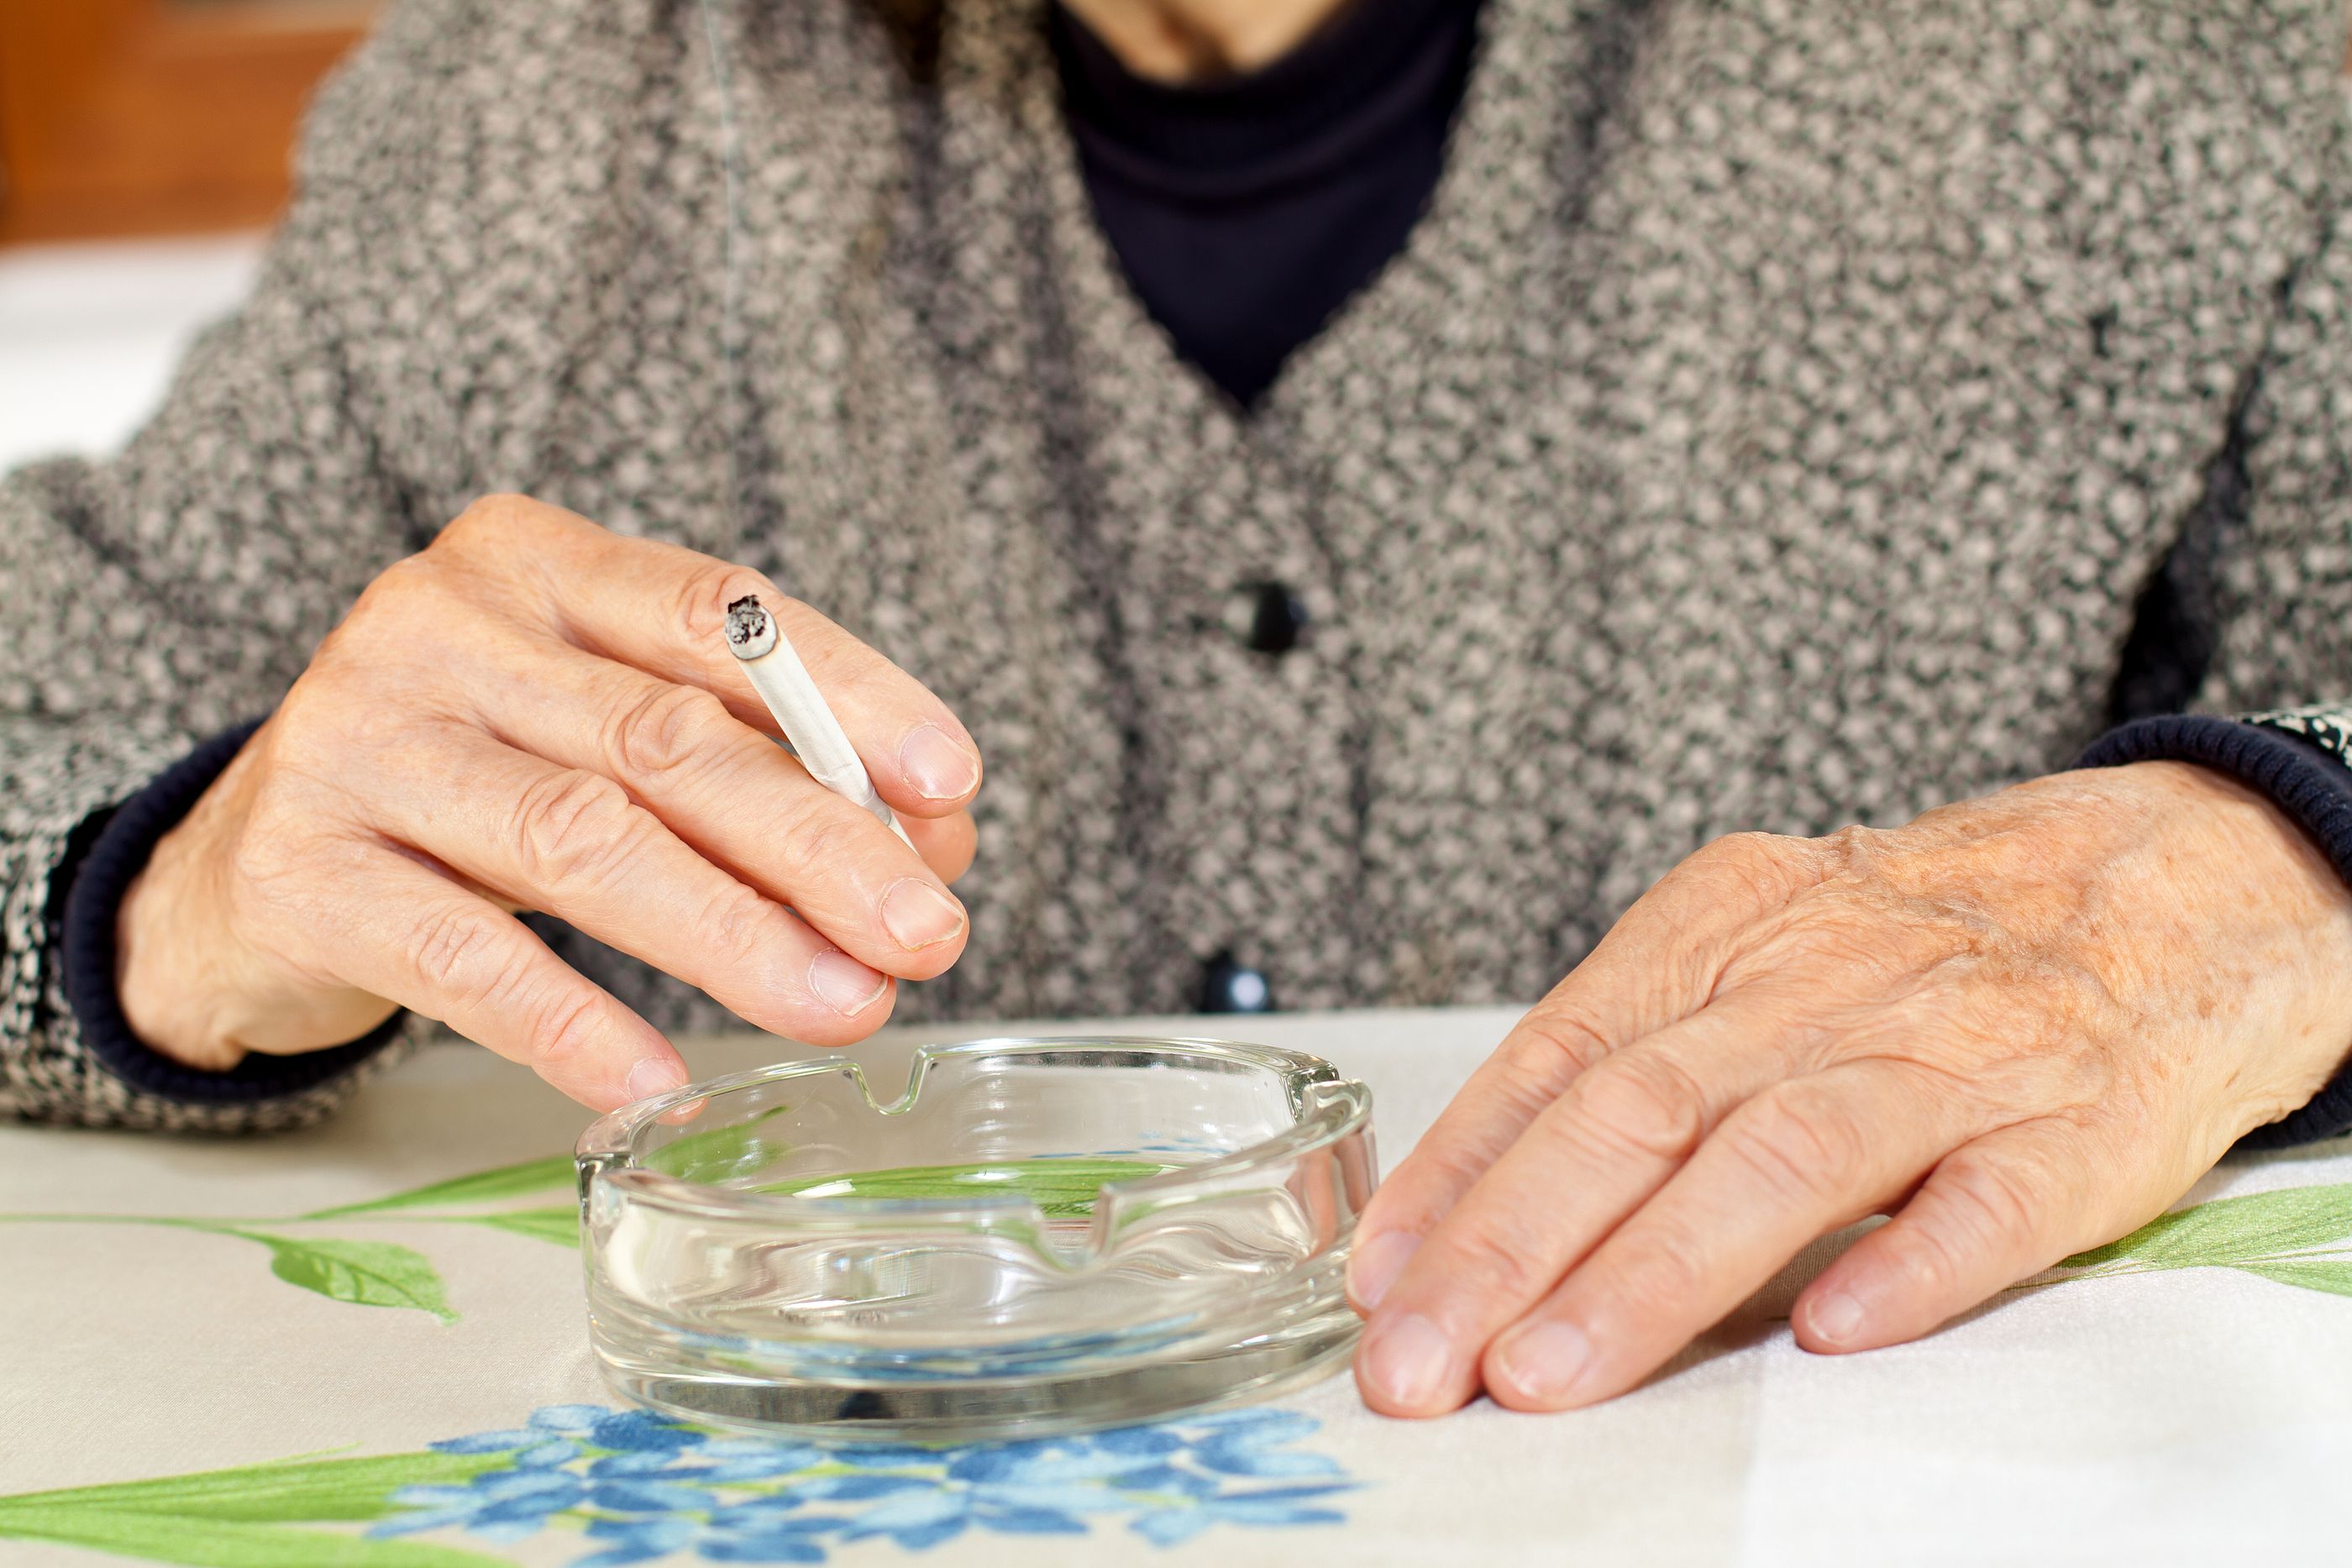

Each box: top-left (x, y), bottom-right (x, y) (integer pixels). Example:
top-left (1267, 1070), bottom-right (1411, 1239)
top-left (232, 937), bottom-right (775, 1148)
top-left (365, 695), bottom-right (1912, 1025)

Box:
top-left (0, 0), bottom-right (369, 469)
top-left (4, 5), bottom-right (2348, 477)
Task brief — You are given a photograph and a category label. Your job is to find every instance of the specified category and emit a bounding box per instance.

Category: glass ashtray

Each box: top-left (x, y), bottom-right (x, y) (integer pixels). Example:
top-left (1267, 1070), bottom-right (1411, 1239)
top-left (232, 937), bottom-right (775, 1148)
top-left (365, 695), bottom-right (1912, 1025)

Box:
top-left (574, 1036), bottom-right (1378, 1442)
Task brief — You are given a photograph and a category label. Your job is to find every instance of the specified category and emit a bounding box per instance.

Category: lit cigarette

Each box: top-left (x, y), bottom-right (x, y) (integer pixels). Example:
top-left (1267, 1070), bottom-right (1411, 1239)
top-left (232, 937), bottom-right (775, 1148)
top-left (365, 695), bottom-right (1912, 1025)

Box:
top-left (722, 595), bottom-right (912, 846)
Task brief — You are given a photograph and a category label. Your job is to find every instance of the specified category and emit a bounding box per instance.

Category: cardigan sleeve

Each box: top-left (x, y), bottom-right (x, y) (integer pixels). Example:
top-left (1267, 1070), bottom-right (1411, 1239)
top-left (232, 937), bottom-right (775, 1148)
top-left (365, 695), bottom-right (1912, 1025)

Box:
top-left (0, 10), bottom-right (475, 1129)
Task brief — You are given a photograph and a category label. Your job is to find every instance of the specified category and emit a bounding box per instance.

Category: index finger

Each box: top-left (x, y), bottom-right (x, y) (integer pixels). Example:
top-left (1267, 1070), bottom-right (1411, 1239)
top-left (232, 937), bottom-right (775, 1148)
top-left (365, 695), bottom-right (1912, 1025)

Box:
top-left (442, 497), bottom-right (984, 817)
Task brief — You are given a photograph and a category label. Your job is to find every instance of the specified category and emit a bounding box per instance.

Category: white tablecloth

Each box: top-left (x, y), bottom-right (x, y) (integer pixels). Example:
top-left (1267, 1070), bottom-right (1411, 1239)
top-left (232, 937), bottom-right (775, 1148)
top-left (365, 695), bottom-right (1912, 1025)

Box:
top-left (5, 1006), bottom-right (2350, 1566)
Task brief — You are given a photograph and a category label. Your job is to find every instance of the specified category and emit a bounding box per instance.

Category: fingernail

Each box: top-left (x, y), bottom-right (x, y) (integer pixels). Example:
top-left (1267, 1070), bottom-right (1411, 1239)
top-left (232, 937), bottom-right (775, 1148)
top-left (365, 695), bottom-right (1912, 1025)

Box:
top-left (1348, 1230), bottom-right (1421, 1311)
top-left (899, 724), bottom-right (979, 801)
top-left (809, 950), bottom-right (887, 1015)
top-left (1807, 1291), bottom-right (1865, 1346)
top-left (1362, 1314), bottom-right (1453, 1410)
top-left (624, 1056), bottom-right (690, 1104)
top-left (880, 878), bottom-right (965, 950)
top-left (1491, 1319), bottom-right (1593, 1404)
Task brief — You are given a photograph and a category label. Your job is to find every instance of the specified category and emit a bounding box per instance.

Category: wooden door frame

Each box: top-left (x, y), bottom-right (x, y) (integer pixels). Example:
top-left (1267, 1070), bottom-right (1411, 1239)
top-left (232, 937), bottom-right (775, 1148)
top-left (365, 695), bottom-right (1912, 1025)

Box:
top-left (0, 0), bottom-right (368, 245)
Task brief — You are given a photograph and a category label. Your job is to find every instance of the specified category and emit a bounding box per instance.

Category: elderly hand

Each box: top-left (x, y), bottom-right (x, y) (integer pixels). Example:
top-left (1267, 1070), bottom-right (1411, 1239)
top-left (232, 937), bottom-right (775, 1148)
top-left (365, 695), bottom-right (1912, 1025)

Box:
top-left (116, 495), bottom-right (982, 1110)
top-left (1348, 761), bottom-right (2352, 1414)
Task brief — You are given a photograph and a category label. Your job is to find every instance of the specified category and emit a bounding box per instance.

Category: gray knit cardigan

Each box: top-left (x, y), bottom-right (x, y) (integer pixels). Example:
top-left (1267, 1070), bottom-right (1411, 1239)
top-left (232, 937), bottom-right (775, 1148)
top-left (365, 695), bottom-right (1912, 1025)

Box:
top-left (8, 0), bottom-right (2352, 1130)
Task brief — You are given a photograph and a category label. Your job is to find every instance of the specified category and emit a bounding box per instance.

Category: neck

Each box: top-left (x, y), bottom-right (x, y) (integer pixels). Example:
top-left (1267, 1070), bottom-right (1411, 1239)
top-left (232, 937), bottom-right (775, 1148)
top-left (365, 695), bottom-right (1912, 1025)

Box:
top-left (1058, 0), bottom-right (1353, 81)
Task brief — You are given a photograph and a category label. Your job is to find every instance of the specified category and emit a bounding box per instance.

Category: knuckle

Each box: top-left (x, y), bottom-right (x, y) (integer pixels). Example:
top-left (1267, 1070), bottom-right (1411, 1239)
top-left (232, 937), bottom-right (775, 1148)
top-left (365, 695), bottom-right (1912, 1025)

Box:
top-left (326, 566), bottom-right (479, 701)
top-left (1929, 1151), bottom-right (2045, 1260)
top-left (407, 901), bottom-right (605, 1078)
top-left (1612, 1228), bottom-right (1709, 1321)
top-left (1719, 1080), bottom-right (1866, 1203)
top-left (508, 768), bottom-right (641, 888)
top-left (1684, 828), bottom-right (1836, 907)
top-left (700, 880), bottom-right (785, 970)
top-left (407, 901), bottom-right (509, 1004)
top-left (1887, 1217), bottom-right (1970, 1302)
top-left (774, 785), bottom-right (874, 879)
top-left (333, 559), bottom-right (447, 658)
top-left (609, 683), bottom-right (731, 782)
top-left (349, 553), bottom-right (433, 615)
top-left (1440, 1215), bottom-right (1550, 1303)
top-left (256, 684), bottom-right (335, 759)
top-left (1697, 830), bottom-right (1797, 875)
top-left (438, 492), bottom-right (538, 551)
top-left (1509, 1004), bottom-right (1614, 1080)
top-left (1378, 1130), bottom-right (1512, 1230)
top-left (520, 984), bottom-right (605, 1075)
top-left (1570, 1052), bottom-right (1709, 1162)
top-left (1815, 823), bottom-right (1881, 867)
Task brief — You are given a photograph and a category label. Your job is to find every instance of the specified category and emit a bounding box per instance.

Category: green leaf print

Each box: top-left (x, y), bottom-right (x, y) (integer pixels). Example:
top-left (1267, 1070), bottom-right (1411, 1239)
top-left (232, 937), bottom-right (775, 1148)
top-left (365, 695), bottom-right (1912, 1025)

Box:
top-left (0, 1451), bottom-right (514, 1568)
top-left (2059, 1182), bottom-right (2352, 1271)
top-left (2233, 1258), bottom-right (2352, 1298)
top-left (302, 1155), bottom-right (576, 1219)
top-left (0, 1510), bottom-right (509, 1568)
top-left (0, 1452), bottom-right (501, 1524)
top-left (460, 1208), bottom-right (579, 1245)
top-left (0, 1149), bottom-right (591, 1320)
top-left (249, 1235), bottom-right (458, 1323)
top-left (645, 1103), bottom-right (795, 1183)
top-left (760, 1158), bottom-right (1174, 1217)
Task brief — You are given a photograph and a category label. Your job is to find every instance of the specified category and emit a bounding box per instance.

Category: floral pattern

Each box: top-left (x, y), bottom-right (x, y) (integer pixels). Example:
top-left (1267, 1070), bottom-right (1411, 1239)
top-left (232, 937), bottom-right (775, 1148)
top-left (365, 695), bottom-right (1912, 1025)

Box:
top-left (374, 1404), bottom-right (1356, 1565)
top-left (0, 1403), bottom-right (1356, 1567)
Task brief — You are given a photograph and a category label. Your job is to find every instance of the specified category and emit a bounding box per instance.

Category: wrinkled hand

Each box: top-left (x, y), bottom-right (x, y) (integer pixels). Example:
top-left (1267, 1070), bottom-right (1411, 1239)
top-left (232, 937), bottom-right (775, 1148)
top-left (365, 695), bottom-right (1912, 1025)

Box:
top-left (1349, 762), bottom-right (2352, 1414)
top-left (118, 495), bottom-right (982, 1109)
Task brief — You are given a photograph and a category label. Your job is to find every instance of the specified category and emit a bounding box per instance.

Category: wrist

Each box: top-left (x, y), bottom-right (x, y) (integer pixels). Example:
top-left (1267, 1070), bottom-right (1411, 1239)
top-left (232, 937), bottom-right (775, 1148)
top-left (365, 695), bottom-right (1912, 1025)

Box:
top-left (117, 810), bottom-right (257, 1072)
top-left (2104, 759), bottom-right (2352, 1113)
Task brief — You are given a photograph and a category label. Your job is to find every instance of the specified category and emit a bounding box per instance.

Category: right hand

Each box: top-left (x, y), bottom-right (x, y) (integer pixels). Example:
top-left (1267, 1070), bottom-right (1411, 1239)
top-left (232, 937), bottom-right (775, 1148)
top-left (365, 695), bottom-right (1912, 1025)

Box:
top-left (115, 495), bottom-right (984, 1110)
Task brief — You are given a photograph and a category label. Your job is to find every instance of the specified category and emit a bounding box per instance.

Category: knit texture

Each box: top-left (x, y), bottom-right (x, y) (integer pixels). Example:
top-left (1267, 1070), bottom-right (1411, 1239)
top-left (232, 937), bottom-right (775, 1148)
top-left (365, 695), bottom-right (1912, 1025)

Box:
top-left (7, 0), bottom-right (2352, 1132)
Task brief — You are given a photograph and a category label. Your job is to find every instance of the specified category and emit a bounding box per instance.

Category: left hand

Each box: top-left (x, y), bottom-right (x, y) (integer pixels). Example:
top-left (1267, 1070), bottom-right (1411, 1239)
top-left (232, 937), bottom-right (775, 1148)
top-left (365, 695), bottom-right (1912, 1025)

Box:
top-left (1349, 761), bottom-right (2352, 1415)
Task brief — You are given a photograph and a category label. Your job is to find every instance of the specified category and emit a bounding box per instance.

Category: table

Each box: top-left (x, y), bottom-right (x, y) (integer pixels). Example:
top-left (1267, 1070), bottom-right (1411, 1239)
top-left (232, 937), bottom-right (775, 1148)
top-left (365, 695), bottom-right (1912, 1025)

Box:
top-left (6, 1006), bottom-right (2352, 1566)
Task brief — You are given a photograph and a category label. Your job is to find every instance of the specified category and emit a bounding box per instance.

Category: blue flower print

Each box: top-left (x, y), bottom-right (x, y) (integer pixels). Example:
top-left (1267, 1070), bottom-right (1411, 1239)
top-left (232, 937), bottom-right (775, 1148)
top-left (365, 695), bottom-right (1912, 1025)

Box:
top-left (570, 1407), bottom-right (713, 1454)
top-left (375, 1403), bottom-right (1362, 1563)
top-left (1184, 1409), bottom-right (1347, 1478)
top-left (376, 1465), bottom-right (592, 1544)
top-left (1130, 1483), bottom-right (1355, 1547)
top-left (835, 1487), bottom-right (1082, 1551)
top-left (573, 1517), bottom-right (704, 1568)
top-left (692, 1438), bottom-right (830, 1482)
top-left (580, 1450), bottom-right (725, 1517)
top-left (822, 1440), bottom-right (1152, 1549)
top-left (575, 1502), bottom-right (841, 1568)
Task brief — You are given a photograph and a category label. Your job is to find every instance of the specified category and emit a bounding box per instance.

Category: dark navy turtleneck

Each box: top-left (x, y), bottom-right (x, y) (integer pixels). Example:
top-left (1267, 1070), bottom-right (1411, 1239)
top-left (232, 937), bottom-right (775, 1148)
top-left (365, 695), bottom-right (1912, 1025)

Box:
top-left (1052, 0), bottom-right (1484, 406)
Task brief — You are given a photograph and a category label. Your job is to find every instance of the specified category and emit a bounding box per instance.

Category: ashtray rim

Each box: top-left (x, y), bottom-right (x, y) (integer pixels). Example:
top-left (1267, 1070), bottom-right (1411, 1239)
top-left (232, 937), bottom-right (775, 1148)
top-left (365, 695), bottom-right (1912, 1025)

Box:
top-left (574, 1034), bottom-right (1373, 1230)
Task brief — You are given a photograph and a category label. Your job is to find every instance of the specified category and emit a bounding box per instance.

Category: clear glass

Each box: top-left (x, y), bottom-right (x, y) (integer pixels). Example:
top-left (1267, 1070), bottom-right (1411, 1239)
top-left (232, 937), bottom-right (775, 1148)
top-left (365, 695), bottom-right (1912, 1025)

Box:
top-left (575, 1036), bottom-right (1378, 1443)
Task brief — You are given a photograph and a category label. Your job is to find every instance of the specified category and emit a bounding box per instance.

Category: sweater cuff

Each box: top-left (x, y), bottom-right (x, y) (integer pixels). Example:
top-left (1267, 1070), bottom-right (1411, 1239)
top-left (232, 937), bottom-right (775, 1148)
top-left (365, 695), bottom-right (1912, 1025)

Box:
top-left (2077, 714), bottom-right (2352, 1148)
top-left (57, 720), bottom-right (406, 1107)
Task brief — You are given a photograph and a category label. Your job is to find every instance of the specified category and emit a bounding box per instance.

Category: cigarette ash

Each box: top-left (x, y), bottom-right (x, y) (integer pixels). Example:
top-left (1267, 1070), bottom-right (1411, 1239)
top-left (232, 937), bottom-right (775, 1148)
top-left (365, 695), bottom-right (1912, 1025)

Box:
top-left (723, 594), bottom-right (777, 659)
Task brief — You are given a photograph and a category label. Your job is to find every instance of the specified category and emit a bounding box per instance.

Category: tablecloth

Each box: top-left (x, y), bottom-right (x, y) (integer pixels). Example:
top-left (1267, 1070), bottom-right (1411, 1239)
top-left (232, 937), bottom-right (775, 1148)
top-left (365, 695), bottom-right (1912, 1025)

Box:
top-left (6, 1005), bottom-right (2351, 1566)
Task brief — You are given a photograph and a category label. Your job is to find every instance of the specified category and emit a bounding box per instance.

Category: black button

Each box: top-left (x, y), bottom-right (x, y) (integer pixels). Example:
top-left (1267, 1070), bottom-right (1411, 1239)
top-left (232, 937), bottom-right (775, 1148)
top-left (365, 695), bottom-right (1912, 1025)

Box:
top-left (1232, 580), bottom-right (1309, 655)
top-left (1199, 950), bottom-right (1275, 1014)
